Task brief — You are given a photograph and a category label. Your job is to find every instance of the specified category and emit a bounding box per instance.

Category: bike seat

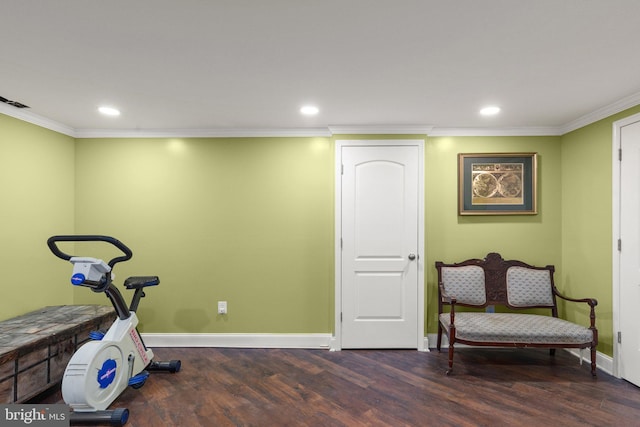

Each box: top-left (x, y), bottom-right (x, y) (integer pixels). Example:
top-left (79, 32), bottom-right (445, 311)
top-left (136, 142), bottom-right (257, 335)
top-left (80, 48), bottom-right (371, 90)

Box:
top-left (124, 276), bottom-right (160, 289)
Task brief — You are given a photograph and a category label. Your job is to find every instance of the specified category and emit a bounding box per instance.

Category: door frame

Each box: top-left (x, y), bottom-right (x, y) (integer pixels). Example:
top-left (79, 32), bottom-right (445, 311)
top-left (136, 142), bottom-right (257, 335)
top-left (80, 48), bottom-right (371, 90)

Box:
top-left (332, 139), bottom-right (425, 351)
top-left (612, 112), bottom-right (640, 377)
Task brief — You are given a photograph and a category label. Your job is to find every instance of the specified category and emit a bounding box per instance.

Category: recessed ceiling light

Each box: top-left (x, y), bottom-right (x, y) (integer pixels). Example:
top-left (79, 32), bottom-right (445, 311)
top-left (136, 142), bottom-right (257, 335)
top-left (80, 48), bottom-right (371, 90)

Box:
top-left (300, 105), bottom-right (319, 115)
top-left (98, 106), bottom-right (121, 116)
top-left (480, 106), bottom-right (501, 116)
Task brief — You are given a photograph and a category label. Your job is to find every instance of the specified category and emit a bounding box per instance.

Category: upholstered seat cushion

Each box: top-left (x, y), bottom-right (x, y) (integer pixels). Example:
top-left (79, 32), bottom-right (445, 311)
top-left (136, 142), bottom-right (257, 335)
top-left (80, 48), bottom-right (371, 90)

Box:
top-left (439, 312), bottom-right (593, 344)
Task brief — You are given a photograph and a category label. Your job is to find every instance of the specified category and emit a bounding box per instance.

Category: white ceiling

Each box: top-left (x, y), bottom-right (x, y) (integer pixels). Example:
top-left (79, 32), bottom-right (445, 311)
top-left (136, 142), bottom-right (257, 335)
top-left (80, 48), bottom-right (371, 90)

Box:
top-left (3, 0), bottom-right (640, 137)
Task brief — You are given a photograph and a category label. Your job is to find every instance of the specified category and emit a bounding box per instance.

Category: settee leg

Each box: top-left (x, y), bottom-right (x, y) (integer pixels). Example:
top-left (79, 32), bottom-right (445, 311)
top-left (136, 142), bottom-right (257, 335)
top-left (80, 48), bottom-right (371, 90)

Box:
top-left (437, 327), bottom-right (442, 351)
top-left (590, 346), bottom-right (597, 377)
top-left (446, 344), bottom-right (454, 375)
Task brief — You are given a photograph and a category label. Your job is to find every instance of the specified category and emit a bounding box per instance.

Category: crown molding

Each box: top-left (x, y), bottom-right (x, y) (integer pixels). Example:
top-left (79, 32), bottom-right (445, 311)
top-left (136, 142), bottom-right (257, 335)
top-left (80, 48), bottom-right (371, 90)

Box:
top-left (560, 90), bottom-right (640, 135)
top-left (74, 127), bottom-right (333, 138)
top-left (427, 127), bottom-right (563, 137)
top-left (328, 125), bottom-right (433, 135)
top-left (4, 91), bottom-right (640, 139)
top-left (0, 103), bottom-right (75, 137)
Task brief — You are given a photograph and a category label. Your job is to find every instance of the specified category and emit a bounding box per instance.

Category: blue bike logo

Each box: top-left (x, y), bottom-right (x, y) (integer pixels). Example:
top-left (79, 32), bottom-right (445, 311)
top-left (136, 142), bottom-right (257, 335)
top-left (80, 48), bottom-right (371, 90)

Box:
top-left (71, 273), bottom-right (86, 285)
top-left (97, 359), bottom-right (117, 388)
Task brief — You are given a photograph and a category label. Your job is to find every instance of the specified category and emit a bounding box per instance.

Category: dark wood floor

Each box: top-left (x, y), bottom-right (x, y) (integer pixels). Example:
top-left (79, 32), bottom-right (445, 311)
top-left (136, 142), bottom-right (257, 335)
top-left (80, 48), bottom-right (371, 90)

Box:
top-left (35, 347), bottom-right (640, 426)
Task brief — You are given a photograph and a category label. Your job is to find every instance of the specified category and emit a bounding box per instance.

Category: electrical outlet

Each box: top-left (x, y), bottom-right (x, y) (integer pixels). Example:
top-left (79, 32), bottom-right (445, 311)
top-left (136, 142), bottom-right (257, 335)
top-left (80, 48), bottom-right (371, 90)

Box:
top-left (217, 301), bottom-right (227, 314)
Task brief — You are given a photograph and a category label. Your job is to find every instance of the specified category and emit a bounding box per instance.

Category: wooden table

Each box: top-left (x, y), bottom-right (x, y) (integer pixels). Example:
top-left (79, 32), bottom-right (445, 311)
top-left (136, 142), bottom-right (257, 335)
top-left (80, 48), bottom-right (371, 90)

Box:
top-left (0, 305), bottom-right (115, 403)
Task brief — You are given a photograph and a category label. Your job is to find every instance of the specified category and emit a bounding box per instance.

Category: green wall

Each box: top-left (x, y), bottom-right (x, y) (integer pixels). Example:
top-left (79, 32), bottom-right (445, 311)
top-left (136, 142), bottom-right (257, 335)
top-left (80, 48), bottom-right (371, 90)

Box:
top-left (0, 115), bottom-right (75, 319)
top-left (70, 134), bottom-right (562, 337)
top-left (5, 104), bottom-right (640, 357)
top-left (424, 136), bottom-right (563, 332)
top-left (561, 104), bottom-right (640, 356)
top-left (72, 137), bottom-right (334, 333)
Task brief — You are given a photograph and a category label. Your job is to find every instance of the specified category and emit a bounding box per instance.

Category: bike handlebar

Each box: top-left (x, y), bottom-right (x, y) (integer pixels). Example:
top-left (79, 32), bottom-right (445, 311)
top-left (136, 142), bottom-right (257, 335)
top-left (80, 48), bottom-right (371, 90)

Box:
top-left (47, 235), bottom-right (133, 268)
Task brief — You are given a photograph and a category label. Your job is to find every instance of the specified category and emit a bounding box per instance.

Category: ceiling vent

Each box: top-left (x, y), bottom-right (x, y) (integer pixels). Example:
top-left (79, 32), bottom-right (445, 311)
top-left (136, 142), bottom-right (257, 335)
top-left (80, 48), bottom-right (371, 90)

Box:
top-left (0, 96), bottom-right (29, 108)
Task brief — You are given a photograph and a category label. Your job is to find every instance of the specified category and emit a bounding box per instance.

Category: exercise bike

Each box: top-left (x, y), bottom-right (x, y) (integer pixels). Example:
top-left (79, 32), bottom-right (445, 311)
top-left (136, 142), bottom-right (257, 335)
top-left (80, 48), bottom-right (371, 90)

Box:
top-left (47, 235), bottom-right (181, 426)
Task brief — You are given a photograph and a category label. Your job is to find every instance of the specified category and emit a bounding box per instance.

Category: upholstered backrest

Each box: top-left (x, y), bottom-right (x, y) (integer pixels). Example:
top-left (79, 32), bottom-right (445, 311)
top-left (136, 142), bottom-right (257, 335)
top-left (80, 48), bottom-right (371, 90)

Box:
top-left (506, 266), bottom-right (554, 307)
top-left (441, 265), bottom-right (486, 305)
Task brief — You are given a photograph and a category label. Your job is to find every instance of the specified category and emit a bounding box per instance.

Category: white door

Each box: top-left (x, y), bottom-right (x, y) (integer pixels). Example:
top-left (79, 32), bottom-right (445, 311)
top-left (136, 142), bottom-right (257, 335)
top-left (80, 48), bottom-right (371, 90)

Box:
top-left (339, 143), bottom-right (421, 348)
top-left (619, 117), bottom-right (640, 386)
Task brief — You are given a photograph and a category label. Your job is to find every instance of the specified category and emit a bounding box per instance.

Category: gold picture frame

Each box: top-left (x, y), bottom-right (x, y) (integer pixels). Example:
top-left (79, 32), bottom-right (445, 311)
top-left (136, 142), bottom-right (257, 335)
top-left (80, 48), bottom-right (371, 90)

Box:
top-left (458, 152), bottom-right (537, 215)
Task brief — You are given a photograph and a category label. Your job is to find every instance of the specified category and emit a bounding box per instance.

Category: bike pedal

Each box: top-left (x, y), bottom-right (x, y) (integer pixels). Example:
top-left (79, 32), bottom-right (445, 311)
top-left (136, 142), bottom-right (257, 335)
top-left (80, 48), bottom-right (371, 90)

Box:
top-left (89, 330), bottom-right (105, 340)
top-left (128, 371), bottom-right (150, 388)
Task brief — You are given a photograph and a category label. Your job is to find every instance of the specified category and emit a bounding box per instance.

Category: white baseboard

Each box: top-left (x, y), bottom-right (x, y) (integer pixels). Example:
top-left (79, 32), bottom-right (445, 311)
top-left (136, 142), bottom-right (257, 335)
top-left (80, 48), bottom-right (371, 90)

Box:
top-left (141, 333), bottom-right (333, 349)
top-left (143, 333), bottom-right (430, 352)
top-left (141, 332), bottom-right (612, 375)
top-left (425, 333), bottom-right (612, 375)
top-left (565, 348), bottom-right (613, 375)
top-left (422, 336), bottom-right (430, 351)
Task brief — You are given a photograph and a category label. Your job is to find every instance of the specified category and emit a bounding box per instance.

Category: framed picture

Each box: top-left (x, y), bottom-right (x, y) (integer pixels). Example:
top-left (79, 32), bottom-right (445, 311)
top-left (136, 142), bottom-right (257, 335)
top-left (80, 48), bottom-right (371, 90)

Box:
top-left (458, 152), bottom-right (537, 215)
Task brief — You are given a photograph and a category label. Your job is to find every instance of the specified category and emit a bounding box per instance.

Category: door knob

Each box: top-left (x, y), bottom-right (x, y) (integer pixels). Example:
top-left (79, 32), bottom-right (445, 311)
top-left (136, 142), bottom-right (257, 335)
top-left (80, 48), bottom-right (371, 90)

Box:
top-left (408, 253), bottom-right (416, 260)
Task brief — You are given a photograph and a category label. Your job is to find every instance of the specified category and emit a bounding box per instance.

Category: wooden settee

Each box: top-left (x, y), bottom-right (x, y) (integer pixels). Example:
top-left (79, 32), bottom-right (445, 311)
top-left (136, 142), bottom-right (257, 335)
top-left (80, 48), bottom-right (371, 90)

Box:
top-left (435, 253), bottom-right (598, 376)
